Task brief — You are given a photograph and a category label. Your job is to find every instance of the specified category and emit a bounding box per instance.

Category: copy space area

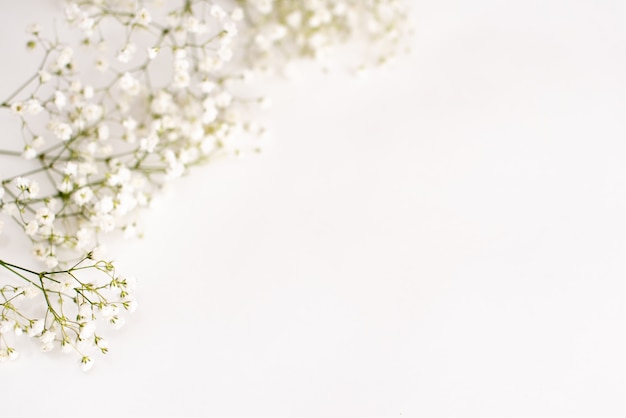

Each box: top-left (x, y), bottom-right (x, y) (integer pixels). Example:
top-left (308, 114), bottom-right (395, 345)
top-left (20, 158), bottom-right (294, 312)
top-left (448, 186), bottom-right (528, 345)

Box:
top-left (1, 1), bottom-right (626, 417)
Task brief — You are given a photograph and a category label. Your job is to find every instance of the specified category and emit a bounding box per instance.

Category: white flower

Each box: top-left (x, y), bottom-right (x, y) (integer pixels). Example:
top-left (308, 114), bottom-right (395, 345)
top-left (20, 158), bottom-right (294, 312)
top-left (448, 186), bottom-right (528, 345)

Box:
top-left (117, 43), bottom-right (136, 63)
top-left (80, 356), bottom-right (94, 372)
top-left (13, 176), bottom-right (39, 198)
top-left (78, 15), bottom-right (95, 36)
top-left (56, 47), bottom-right (74, 68)
top-left (28, 319), bottom-right (45, 337)
top-left (35, 207), bottom-right (55, 226)
top-left (210, 5), bottom-right (227, 20)
top-left (22, 145), bottom-right (37, 160)
top-left (134, 8), bottom-right (152, 26)
top-left (122, 117), bottom-right (137, 131)
top-left (57, 177), bottom-right (74, 194)
top-left (58, 276), bottom-right (76, 292)
top-left (267, 24), bottom-right (287, 41)
top-left (83, 103), bottom-right (103, 121)
top-left (21, 283), bottom-right (38, 298)
top-left (94, 195), bottom-right (114, 214)
top-left (91, 245), bottom-right (107, 260)
top-left (38, 70), bottom-right (51, 83)
top-left (79, 322), bottom-right (96, 340)
top-left (39, 329), bottom-right (56, 344)
top-left (25, 221), bottom-right (39, 236)
top-left (151, 91), bottom-right (172, 114)
top-left (96, 124), bottom-right (110, 141)
top-left (199, 55), bottom-right (220, 72)
top-left (46, 198), bottom-right (59, 211)
top-left (41, 341), bottom-right (54, 352)
top-left (78, 303), bottom-right (93, 320)
top-left (75, 227), bottom-right (93, 248)
top-left (147, 47), bottom-right (159, 60)
top-left (32, 135), bottom-right (45, 149)
top-left (10, 102), bottom-right (24, 115)
top-left (114, 192), bottom-right (137, 216)
top-left (215, 91), bottom-right (232, 108)
top-left (0, 347), bottom-right (17, 361)
top-left (65, 3), bottom-right (81, 22)
top-left (231, 8), bottom-right (244, 21)
top-left (61, 339), bottom-right (74, 353)
top-left (101, 304), bottom-right (119, 319)
top-left (183, 16), bottom-right (203, 34)
top-left (32, 243), bottom-right (47, 260)
top-left (253, 0), bottom-right (273, 14)
top-left (96, 57), bottom-right (109, 72)
top-left (0, 319), bottom-right (14, 333)
top-left (119, 72), bottom-right (140, 95)
top-left (83, 85), bottom-right (94, 99)
top-left (95, 214), bottom-right (116, 232)
top-left (96, 337), bottom-right (108, 350)
top-left (45, 255), bottom-right (59, 269)
top-left (73, 187), bottom-right (94, 206)
top-left (223, 21), bottom-right (238, 37)
top-left (259, 96), bottom-right (272, 109)
top-left (139, 133), bottom-right (159, 152)
top-left (123, 224), bottom-right (136, 239)
top-left (165, 162), bottom-right (185, 179)
top-left (25, 98), bottom-right (43, 115)
top-left (26, 23), bottom-right (42, 35)
top-left (109, 316), bottom-right (126, 330)
top-left (286, 11), bottom-right (302, 28)
top-left (173, 55), bottom-right (189, 71)
top-left (172, 70), bottom-right (190, 88)
top-left (47, 120), bottom-right (73, 141)
top-left (203, 105), bottom-right (218, 124)
top-left (124, 299), bottom-right (138, 313)
top-left (218, 46), bottom-right (233, 62)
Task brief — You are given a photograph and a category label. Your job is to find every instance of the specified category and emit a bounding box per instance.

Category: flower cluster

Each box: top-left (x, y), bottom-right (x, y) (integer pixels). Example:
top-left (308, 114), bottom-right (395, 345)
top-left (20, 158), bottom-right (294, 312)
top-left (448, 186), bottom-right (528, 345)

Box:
top-left (0, 0), bottom-right (409, 370)
top-left (236, 0), bottom-right (411, 74)
top-left (0, 254), bottom-right (136, 371)
top-left (2, 0), bottom-right (261, 269)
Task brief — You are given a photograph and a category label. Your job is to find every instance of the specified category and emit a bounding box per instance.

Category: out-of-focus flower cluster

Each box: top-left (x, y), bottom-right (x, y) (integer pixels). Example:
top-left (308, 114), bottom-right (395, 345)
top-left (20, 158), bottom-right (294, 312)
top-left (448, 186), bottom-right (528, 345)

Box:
top-left (237, 0), bottom-right (411, 74)
top-left (0, 0), bottom-right (409, 370)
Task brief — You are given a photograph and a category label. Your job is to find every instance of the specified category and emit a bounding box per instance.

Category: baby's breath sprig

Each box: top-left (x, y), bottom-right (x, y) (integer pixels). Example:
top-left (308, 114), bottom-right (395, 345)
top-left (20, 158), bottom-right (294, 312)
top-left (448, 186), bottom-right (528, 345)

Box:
top-left (235, 0), bottom-right (412, 75)
top-left (0, 0), bottom-right (410, 369)
top-left (0, 0), bottom-right (263, 269)
top-left (0, 253), bottom-right (136, 371)
top-left (0, 0), bottom-right (261, 370)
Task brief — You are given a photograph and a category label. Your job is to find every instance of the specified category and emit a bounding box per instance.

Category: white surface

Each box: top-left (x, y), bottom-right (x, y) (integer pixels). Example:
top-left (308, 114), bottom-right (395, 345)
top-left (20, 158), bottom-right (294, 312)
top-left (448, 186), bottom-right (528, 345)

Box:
top-left (2, 1), bottom-right (626, 417)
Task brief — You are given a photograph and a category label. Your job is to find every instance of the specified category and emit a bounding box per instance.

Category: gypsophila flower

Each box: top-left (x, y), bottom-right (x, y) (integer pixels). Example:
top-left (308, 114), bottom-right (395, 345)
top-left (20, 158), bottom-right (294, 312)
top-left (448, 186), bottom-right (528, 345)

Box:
top-left (35, 207), bottom-right (55, 226)
top-left (24, 221), bottom-right (39, 236)
top-left (10, 102), bottom-right (24, 115)
top-left (80, 356), bottom-right (94, 372)
top-left (117, 43), bottom-right (137, 63)
top-left (38, 70), bottom-right (51, 83)
top-left (22, 145), bottom-right (37, 160)
top-left (134, 8), bottom-right (152, 26)
top-left (21, 283), bottom-right (38, 298)
top-left (47, 120), bottom-right (73, 141)
top-left (25, 98), bottom-right (43, 115)
top-left (28, 319), bottom-right (45, 337)
top-left (0, 0), bottom-right (409, 369)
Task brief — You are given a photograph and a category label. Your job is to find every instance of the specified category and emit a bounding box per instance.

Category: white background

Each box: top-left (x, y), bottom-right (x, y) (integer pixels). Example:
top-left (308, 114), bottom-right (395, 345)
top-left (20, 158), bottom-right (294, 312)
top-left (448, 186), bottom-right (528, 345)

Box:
top-left (2, 1), bottom-right (626, 417)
